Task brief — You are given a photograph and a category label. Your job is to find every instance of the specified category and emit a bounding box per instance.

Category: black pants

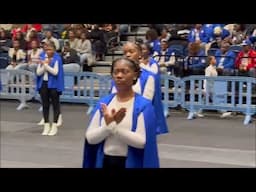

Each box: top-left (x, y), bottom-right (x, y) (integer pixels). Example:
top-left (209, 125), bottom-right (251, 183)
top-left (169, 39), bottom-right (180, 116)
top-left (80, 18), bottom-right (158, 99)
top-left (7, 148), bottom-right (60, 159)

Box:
top-left (103, 155), bottom-right (126, 169)
top-left (39, 81), bottom-right (60, 123)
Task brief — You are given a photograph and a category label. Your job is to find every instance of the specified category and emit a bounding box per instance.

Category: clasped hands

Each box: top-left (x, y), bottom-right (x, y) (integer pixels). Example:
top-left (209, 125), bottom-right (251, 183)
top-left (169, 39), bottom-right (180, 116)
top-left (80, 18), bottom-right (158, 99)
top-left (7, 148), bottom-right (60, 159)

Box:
top-left (100, 103), bottom-right (126, 126)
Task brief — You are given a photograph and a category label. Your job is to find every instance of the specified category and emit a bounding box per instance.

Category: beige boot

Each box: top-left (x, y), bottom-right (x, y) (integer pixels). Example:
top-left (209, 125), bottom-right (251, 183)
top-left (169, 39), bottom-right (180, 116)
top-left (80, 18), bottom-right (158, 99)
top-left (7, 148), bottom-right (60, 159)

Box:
top-left (48, 123), bottom-right (58, 136)
top-left (56, 114), bottom-right (63, 127)
top-left (37, 118), bottom-right (45, 126)
top-left (42, 123), bottom-right (51, 135)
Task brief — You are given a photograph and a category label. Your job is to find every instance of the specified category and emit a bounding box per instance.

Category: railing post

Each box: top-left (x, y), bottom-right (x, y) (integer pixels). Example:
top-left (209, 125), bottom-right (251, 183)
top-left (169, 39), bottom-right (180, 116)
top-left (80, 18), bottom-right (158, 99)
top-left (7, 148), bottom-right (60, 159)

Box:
top-left (244, 81), bottom-right (252, 125)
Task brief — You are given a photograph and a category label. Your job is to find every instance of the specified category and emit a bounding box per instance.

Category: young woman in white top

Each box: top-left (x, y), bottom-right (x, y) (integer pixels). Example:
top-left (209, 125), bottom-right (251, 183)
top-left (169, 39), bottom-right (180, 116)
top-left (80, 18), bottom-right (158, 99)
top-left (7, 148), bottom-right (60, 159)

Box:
top-left (27, 40), bottom-right (42, 73)
top-left (83, 58), bottom-right (159, 168)
top-left (112, 41), bottom-right (168, 134)
top-left (36, 41), bottom-right (64, 136)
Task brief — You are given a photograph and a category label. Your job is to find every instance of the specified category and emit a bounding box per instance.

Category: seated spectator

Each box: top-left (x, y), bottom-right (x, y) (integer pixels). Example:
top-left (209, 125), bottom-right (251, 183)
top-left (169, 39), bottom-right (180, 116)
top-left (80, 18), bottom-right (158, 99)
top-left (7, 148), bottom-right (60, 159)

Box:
top-left (27, 40), bottom-right (43, 73)
top-left (0, 28), bottom-right (12, 69)
top-left (76, 31), bottom-right (94, 70)
top-left (230, 24), bottom-right (246, 45)
top-left (184, 42), bottom-right (206, 76)
top-left (215, 41), bottom-right (236, 76)
top-left (14, 30), bottom-right (27, 50)
top-left (61, 24), bottom-right (72, 39)
top-left (209, 26), bottom-right (230, 49)
top-left (22, 24), bottom-right (42, 33)
top-left (67, 30), bottom-right (79, 50)
top-left (0, 28), bottom-right (12, 53)
top-left (6, 40), bottom-right (27, 70)
top-left (22, 24), bottom-right (42, 41)
top-left (11, 24), bottom-right (22, 40)
top-left (168, 31), bottom-right (189, 51)
top-left (104, 24), bottom-right (119, 50)
top-left (89, 24), bottom-right (106, 61)
top-left (61, 41), bottom-right (80, 73)
top-left (159, 26), bottom-right (171, 42)
top-left (42, 30), bottom-right (60, 51)
top-left (175, 24), bottom-right (192, 40)
top-left (248, 26), bottom-right (256, 48)
top-left (26, 29), bottom-right (40, 51)
top-left (153, 39), bottom-right (176, 75)
top-left (235, 40), bottom-right (256, 77)
top-left (224, 24), bottom-right (236, 35)
top-left (145, 28), bottom-right (161, 55)
top-left (188, 24), bottom-right (209, 46)
top-left (42, 24), bottom-right (64, 39)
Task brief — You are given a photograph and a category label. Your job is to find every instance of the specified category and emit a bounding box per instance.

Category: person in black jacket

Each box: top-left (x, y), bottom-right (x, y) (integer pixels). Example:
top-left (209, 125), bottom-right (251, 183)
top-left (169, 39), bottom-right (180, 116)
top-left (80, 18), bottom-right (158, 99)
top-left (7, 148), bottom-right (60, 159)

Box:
top-left (88, 25), bottom-right (106, 61)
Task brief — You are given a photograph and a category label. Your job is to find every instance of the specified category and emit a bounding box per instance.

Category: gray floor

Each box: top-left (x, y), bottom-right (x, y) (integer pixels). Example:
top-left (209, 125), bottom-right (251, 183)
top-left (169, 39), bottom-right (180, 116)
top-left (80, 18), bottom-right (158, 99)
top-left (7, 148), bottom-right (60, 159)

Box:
top-left (0, 100), bottom-right (255, 168)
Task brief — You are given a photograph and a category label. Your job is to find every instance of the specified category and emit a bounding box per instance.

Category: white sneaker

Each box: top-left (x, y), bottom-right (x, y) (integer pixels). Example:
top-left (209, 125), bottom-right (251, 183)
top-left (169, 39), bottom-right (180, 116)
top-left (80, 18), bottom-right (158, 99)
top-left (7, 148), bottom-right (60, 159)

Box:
top-left (220, 112), bottom-right (232, 118)
top-left (56, 114), bottom-right (63, 127)
top-left (194, 112), bottom-right (204, 118)
top-left (42, 123), bottom-right (51, 135)
top-left (16, 103), bottom-right (29, 110)
top-left (37, 118), bottom-right (44, 125)
top-left (48, 123), bottom-right (58, 136)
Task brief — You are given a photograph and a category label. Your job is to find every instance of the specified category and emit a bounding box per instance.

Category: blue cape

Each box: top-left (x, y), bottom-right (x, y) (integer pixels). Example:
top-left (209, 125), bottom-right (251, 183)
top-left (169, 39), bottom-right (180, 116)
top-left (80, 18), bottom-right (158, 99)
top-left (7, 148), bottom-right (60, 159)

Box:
top-left (110, 65), bottom-right (169, 135)
top-left (139, 68), bottom-right (169, 135)
top-left (36, 52), bottom-right (64, 93)
top-left (82, 93), bottom-right (159, 168)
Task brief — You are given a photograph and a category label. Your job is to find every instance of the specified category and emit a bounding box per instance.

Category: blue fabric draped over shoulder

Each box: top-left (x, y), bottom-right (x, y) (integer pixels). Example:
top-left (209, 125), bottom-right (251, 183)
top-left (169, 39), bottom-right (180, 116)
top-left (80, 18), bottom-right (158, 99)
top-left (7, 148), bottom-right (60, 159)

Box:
top-left (110, 66), bottom-right (169, 135)
top-left (82, 93), bottom-right (159, 168)
top-left (139, 67), bottom-right (169, 135)
top-left (36, 52), bottom-right (64, 93)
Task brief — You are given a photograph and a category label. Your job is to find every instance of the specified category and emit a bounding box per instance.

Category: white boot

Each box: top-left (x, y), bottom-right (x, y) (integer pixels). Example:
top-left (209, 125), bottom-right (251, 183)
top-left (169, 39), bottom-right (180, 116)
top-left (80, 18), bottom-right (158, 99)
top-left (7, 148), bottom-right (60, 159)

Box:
top-left (56, 114), bottom-right (63, 127)
top-left (37, 118), bottom-right (45, 125)
top-left (48, 123), bottom-right (58, 136)
top-left (42, 123), bottom-right (51, 135)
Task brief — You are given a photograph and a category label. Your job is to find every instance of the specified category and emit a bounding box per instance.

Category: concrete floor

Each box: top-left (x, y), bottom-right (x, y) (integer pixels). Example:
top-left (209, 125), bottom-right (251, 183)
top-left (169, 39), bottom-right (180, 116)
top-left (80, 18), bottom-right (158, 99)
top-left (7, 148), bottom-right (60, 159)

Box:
top-left (0, 100), bottom-right (255, 168)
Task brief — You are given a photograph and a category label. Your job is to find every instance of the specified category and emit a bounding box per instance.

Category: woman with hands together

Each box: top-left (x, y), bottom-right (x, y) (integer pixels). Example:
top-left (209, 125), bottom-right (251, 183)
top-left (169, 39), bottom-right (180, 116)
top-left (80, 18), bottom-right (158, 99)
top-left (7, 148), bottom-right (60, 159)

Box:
top-left (82, 57), bottom-right (159, 168)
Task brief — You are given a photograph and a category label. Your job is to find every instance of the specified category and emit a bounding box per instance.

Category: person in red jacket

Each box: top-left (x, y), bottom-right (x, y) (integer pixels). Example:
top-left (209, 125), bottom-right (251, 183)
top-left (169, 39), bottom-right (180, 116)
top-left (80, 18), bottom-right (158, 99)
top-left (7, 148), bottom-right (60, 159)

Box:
top-left (235, 40), bottom-right (256, 77)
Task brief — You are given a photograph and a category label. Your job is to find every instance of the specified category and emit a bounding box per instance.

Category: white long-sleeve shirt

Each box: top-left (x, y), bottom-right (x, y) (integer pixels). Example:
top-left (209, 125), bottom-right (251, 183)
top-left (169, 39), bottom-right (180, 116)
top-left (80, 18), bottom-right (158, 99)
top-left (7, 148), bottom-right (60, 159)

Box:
top-left (36, 59), bottom-right (59, 81)
top-left (140, 61), bottom-right (158, 74)
top-left (86, 96), bottom-right (146, 157)
top-left (204, 64), bottom-right (217, 92)
top-left (133, 74), bottom-right (155, 101)
top-left (76, 39), bottom-right (92, 54)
